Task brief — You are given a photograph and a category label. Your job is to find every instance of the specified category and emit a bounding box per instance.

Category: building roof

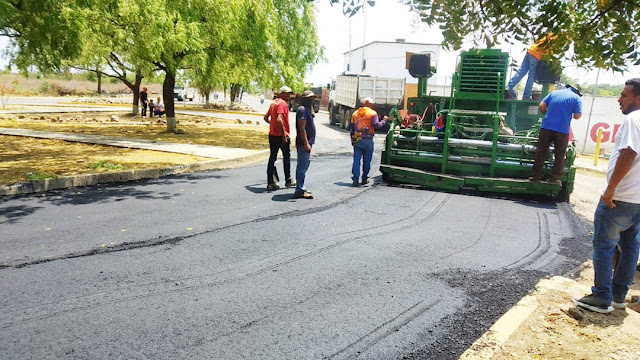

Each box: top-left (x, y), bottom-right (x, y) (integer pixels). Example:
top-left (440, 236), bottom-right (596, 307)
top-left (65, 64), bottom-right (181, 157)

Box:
top-left (343, 40), bottom-right (440, 55)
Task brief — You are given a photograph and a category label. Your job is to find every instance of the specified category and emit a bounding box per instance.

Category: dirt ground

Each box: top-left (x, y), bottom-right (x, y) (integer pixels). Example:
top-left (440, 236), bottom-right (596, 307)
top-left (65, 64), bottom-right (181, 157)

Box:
top-left (0, 111), bottom-right (269, 149)
top-left (0, 111), bottom-right (268, 185)
top-left (0, 135), bottom-right (209, 184)
top-left (477, 170), bottom-right (640, 360)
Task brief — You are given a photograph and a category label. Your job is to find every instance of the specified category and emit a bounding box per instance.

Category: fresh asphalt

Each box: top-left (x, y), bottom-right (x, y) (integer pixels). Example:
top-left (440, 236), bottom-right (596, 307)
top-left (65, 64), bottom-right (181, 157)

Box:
top-left (0, 103), bottom-right (592, 359)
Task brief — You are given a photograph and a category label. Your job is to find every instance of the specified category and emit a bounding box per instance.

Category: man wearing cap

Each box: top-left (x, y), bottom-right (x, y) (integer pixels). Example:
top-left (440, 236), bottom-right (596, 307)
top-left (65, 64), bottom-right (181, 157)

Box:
top-left (529, 84), bottom-right (582, 184)
top-left (350, 97), bottom-right (387, 186)
top-left (573, 78), bottom-right (640, 313)
top-left (265, 86), bottom-right (296, 191)
top-left (294, 90), bottom-right (317, 199)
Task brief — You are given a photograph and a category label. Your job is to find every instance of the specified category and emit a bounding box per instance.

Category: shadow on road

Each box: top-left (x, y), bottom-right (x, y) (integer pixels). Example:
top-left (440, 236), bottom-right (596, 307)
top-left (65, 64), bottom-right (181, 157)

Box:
top-left (271, 193), bottom-right (296, 202)
top-left (244, 184), bottom-right (268, 194)
top-left (0, 204), bottom-right (43, 225)
top-left (0, 171), bottom-right (228, 223)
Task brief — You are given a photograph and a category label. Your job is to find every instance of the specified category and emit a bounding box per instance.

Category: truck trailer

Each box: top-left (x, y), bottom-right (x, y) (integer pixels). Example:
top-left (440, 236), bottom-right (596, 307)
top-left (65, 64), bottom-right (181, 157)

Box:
top-left (328, 75), bottom-right (405, 130)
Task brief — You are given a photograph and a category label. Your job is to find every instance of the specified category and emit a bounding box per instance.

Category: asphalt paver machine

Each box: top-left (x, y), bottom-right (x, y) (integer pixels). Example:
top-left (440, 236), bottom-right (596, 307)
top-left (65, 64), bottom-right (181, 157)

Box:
top-left (380, 48), bottom-right (575, 201)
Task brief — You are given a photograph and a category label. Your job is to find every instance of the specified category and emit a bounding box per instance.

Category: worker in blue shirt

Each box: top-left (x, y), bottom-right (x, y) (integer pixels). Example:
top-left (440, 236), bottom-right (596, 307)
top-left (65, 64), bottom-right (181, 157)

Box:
top-left (529, 84), bottom-right (583, 184)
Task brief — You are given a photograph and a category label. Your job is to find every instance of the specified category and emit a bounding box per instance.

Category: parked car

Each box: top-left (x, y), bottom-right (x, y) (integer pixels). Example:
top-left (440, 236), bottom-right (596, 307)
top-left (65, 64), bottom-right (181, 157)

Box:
top-left (173, 85), bottom-right (195, 101)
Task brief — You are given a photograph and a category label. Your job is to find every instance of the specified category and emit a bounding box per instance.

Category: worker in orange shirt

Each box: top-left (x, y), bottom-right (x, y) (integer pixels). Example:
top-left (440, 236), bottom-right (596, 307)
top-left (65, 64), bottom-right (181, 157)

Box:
top-left (507, 34), bottom-right (555, 100)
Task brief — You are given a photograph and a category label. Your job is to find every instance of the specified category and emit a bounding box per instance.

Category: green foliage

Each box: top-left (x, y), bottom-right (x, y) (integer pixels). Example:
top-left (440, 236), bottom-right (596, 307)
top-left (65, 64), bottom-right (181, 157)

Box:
top-left (89, 161), bottom-right (126, 171)
top-left (404, 0), bottom-right (640, 71)
top-left (582, 83), bottom-right (624, 97)
top-left (26, 171), bottom-right (57, 181)
top-left (1, 0), bottom-right (84, 71)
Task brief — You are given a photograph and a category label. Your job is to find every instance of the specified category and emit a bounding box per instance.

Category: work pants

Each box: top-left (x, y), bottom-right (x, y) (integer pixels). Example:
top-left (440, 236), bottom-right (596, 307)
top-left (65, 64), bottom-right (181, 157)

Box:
top-left (295, 146), bottom-right (311, 194)
top-left (591, 200), bottom-right (640, 304)
top-left (352, 137), bottom-right (374, 183)
top-left (532, 129), bottom-right (569, 180)
top-left (267, 135), bottom-right (291, 184)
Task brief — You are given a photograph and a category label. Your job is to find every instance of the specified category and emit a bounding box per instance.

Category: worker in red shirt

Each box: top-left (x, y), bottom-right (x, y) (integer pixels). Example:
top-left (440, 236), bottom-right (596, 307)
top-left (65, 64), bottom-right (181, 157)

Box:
top-left (265, 86), bottom-right (296, 191)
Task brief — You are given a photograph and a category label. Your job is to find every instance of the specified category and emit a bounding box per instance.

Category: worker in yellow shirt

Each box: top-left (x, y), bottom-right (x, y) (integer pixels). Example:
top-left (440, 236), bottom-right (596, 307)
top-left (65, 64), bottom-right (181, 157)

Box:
top-left (507, 34), bottom-right (555, 100)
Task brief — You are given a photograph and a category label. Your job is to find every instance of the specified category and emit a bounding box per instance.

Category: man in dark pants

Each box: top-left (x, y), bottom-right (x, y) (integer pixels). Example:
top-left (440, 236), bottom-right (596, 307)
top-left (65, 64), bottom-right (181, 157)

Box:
top-left (140, 87), bottom-right (148, 117)
top-left (529, 84), bottom-right (582, 184)
top-left (265, 86), bottom-right (296, 191)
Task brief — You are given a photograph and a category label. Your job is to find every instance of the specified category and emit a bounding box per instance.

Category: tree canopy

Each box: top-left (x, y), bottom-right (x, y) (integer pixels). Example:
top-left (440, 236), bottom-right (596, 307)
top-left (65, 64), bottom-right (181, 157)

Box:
top-left (1, 0), bottom-right (322, 131)
top-left (404, 0), bottom-right (640, 71)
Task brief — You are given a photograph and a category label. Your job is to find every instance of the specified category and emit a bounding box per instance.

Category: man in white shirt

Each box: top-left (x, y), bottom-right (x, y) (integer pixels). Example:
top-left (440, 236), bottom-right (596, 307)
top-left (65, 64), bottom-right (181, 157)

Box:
top-left (573, 78), bottom-right (640, 313)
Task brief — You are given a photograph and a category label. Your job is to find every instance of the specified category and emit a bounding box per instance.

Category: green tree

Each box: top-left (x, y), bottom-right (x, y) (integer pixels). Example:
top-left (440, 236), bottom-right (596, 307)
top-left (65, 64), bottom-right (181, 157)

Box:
top-left (1, 0), bottom-right (84, 71)
top-left (404, 0), bottom-right (640, 71)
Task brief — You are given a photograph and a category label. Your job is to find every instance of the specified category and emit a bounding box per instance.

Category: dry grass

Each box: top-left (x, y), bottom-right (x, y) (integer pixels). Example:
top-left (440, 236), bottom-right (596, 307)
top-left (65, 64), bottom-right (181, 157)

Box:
top-left (0, 135), bottom-right (209, 185)
top-left (0, 111), bottom-right (269, 150)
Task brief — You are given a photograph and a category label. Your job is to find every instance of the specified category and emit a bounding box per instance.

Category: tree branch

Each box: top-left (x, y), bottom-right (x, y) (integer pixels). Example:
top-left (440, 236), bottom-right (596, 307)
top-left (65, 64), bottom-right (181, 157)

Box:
top-left (590, 0), bottom-right (624, 25)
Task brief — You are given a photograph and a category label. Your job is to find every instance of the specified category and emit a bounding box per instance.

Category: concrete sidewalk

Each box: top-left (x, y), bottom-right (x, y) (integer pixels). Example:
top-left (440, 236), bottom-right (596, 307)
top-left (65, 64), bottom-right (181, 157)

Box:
top-left (574, 154), bottom-right (608, 174)
top-left (0, 127), bottom-right (266, 160)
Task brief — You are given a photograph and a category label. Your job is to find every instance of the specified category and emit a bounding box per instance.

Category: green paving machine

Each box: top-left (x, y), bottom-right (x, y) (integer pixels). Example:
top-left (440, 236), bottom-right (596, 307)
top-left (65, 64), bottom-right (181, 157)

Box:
top-left (380, 48), bottom-right (575, 201)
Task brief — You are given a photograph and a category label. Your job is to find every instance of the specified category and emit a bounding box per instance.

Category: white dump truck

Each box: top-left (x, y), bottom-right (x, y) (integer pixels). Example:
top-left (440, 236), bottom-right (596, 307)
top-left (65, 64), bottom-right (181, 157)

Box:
top-left (328, 75), bottom-right (405, 130)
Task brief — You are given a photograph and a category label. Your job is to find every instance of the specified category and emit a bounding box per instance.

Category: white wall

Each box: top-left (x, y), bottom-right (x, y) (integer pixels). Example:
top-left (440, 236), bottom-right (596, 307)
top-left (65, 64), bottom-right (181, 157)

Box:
top-left (571, 95), bottom-right (624, 155)
top-left (343, 42), bottom-right (441, 84)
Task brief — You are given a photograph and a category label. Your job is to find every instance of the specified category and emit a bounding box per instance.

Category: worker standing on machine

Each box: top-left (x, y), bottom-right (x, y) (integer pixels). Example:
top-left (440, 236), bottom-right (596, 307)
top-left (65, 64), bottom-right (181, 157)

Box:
top-left (507, 33), bottom-right (556, 100)
top-left (350, 97), bottom-right (387, 186)
top-left (529, 84), bottom-right (582, 185)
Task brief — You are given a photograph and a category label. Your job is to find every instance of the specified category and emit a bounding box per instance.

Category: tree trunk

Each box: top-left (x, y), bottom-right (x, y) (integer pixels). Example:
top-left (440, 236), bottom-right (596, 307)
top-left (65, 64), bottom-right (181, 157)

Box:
top-left (97, 71), bottom-right (102, 95)
top-left (131, 73), bottom-right (143, 115)
top-left (205, 93), bottom-right (210, 107)
top-left (230, 83), bottom-right (241, 106)
top-left (163, 70), bottom-right (177, 132)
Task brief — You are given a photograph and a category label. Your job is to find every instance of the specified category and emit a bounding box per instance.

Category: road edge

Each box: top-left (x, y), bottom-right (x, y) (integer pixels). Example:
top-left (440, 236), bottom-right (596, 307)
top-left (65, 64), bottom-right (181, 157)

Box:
top-left (0, 150), bottom-right (269, 196)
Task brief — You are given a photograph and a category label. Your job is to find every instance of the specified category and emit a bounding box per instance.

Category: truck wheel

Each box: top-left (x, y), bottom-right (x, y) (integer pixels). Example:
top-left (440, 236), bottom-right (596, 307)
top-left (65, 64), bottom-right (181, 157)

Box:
top-left (329, 103), bottom-right (337, 125)
top-left (342, 109), bottom-right (352, 130)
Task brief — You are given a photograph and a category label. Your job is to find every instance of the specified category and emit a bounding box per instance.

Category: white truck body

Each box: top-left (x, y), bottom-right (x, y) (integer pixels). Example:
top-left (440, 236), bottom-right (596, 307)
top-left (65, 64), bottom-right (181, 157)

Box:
top-left (329, 75), bottom-right (405, 129)
top-left (333, 75), bottom-right (405, 109)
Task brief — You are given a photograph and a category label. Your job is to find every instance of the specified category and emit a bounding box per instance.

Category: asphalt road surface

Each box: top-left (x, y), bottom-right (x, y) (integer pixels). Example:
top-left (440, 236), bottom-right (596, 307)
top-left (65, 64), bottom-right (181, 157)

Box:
top-left (0, 108), bottom-right (592, 359)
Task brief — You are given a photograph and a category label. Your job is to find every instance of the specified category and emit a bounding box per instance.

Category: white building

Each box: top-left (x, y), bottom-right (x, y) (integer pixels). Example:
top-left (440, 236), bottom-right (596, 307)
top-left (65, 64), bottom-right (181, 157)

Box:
top-left (343, 40), bottom-right (441, 84)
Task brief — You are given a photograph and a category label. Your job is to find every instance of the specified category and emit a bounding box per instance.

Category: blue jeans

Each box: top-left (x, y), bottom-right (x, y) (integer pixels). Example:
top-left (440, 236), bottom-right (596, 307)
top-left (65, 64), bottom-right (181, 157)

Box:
top-left (507, 53), bottom-right (539, 100)
top-left (591, 200), bottom-right (640, 304)
top-left (352, 137), bottom-right (374, 182)
top-left (295, 146), bottom-right (311, 194)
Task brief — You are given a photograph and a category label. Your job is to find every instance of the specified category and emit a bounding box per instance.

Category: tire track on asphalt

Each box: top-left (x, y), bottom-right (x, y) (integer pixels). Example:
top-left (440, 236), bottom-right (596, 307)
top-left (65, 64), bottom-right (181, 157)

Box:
top-left (501, 212), bottom-right (552, 269)
top-left (325, 298), bottom-right (440, 360)
top-left (440, 198), bottom-right (493, 259)
top-left (0, 180), bottom-right (375, 269)
top-left (1, 192), bottom-right (451, 330)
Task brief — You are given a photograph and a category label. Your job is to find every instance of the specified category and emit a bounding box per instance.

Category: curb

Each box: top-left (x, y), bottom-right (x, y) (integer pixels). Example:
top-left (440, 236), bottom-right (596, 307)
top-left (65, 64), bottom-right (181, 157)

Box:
top-left (574, 165), bottom-right (606, 175)
top-left (0, 150), bottom-right (269, 196)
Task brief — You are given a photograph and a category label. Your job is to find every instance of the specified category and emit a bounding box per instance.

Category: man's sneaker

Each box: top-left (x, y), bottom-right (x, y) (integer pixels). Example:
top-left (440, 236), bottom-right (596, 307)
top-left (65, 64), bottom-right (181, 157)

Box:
top-left (361, 178), bottom-right (370, 185)
top-left (528, 176), bottom-right (541, 182)
top-left (572, 294), bottom-right (614, 313)
top-left (612, 296), bottom-right (626, 309)
top-left (267, 183), bottom-right (280, 191)
top-left (295, 191), bottom-right (313, 199)
top-left (352, 180), bottom-right (360, 187)
top-left (285, 179), bottom-right (296, 188)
